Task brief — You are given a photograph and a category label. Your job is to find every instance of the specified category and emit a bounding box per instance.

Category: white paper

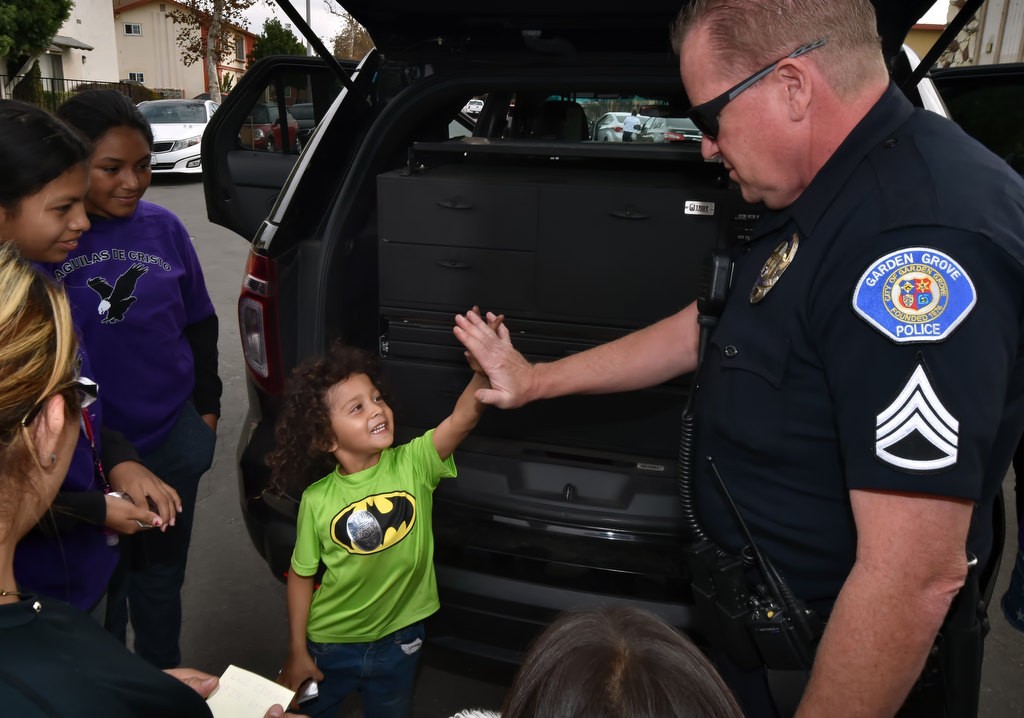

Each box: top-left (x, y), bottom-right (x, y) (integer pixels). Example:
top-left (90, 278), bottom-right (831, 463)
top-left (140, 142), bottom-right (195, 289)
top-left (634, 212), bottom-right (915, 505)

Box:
top-left (206, 664), bottom-right (296, 718)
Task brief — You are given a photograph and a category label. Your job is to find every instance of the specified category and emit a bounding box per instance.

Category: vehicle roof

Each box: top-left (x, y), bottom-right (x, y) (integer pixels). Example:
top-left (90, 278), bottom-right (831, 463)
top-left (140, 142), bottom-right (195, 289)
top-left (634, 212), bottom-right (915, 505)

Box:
top-left (337, 0), bottom-right (935, 61)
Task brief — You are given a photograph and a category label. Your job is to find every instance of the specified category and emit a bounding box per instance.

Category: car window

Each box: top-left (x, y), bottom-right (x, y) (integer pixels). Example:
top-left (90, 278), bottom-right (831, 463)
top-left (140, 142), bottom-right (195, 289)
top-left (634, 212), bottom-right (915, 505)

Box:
top-left (237, 81), bottom-right (310, 154)
top-left (665, 117), bottom-right (698, 131)
top-left (290, 103), bottom-right (315, 122)
top-left (470, 93), bottom-right (675, 143)
top-left (939, 81), bottom-right (1024, 177)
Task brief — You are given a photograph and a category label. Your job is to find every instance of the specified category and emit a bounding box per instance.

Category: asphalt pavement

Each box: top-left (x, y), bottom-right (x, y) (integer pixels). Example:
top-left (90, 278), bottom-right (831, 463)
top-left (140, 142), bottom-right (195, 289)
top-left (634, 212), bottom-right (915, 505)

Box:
top-left (148, 175), bottom-right (1024, 717)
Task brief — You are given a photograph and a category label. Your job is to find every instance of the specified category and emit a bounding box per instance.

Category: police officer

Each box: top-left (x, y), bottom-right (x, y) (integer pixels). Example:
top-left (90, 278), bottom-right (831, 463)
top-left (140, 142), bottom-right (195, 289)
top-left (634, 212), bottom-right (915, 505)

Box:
top-left (454, 0), bottom-right (1024, 716)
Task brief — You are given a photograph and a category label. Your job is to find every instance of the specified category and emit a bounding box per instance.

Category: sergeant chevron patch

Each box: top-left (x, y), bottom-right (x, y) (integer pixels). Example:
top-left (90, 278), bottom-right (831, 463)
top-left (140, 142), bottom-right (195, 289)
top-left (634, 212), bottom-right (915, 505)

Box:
top-left (875, 363), bottom-right (958, 472)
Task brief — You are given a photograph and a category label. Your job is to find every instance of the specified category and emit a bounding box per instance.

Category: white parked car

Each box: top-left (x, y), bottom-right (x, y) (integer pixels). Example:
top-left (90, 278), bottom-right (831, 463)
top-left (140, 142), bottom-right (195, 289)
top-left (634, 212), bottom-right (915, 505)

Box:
top-left (138, 99), bottom-right (218, 175)
top-left (461, 98), bottom-right (484, 115)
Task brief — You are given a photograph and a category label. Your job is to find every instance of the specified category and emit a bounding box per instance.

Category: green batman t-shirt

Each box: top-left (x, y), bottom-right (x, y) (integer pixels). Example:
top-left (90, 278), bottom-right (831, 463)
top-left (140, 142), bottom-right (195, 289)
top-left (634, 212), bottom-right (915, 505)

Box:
top-left (291, 430), bottom-right (456, 643)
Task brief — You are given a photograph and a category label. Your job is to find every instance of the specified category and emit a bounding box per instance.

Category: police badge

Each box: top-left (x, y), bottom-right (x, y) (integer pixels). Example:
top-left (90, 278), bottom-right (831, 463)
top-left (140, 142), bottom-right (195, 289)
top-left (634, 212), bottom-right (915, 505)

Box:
top-left (750, 233), bottom-right (799, 303)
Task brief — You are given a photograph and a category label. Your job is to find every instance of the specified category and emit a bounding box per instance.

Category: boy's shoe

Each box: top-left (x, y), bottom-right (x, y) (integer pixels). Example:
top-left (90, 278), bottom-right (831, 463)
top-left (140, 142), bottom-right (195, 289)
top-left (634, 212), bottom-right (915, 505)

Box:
top-left (1001, 549), bottom-right (1024, 633)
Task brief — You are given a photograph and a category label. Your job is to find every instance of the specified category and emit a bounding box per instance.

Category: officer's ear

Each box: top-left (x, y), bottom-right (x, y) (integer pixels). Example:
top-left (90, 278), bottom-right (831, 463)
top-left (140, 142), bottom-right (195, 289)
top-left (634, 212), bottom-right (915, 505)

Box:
top-left (775, 58), bottom-right (813, 123)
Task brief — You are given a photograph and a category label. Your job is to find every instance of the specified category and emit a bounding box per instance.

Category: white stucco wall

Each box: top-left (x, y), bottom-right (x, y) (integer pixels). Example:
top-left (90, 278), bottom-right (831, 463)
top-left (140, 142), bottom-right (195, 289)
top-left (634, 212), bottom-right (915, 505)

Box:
top-left (112, 1), bottom-right (253, 99)
top-left (57, 0), bottom-right (121, 81)
top-left (114, 3), bottom-right (203, 97)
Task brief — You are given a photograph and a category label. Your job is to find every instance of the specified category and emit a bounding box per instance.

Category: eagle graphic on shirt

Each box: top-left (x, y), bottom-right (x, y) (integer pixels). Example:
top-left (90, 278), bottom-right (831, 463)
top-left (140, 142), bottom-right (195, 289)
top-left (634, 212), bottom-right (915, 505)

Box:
top-left (87, 263), bottom-right (148, 324)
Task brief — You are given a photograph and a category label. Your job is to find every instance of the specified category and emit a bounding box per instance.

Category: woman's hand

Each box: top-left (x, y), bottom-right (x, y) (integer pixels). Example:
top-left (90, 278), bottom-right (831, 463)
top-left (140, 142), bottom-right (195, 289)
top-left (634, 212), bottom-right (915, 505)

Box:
top-left (166, 668), bottom-right (311, 717)
top-left (164, 667), bottom-right (219, 698)
top-left (104, 492), bottom-right (164, 533)
top-left (108, 460), bottom-right (181, 527)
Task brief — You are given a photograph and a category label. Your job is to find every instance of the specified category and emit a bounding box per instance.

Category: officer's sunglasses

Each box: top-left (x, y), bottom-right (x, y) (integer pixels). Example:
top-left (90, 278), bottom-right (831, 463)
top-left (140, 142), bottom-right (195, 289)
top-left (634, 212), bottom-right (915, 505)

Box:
top-left (20, 375), bottom-right (99, 427)
top-left (686, 37), bottom-right (828, 140)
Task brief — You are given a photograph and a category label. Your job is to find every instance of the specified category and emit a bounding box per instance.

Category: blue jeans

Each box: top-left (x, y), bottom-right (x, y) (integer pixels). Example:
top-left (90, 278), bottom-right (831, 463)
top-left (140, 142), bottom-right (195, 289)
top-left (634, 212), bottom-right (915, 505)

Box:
top-left (105, 402), bottom-right (216, 667)
top-left (305, 621), bottom-right (425, 718)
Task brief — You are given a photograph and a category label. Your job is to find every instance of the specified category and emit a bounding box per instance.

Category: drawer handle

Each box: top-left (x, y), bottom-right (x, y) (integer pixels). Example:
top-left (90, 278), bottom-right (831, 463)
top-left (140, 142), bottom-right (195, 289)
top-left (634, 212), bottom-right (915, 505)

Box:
top-left (436, 199), bottom-right (474, 210)
top-left (437, 259), bottom-right (470, 269)
top-left (609, 208), bottom-right (649, 220)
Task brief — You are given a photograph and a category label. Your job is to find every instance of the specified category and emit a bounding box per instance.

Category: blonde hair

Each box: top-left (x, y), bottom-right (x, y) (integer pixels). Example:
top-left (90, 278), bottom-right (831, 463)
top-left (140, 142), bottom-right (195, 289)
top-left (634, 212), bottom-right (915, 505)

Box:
top-left (0, 243), bottom-right (78, 490)
top-left (671, 0), bottom-right (888, 99)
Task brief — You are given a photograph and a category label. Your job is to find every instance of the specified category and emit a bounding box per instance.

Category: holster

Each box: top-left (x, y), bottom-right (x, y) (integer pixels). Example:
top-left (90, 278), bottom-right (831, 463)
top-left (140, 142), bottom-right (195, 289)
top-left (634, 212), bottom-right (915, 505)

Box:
top-left (901, 557), bottom-right (984, 718)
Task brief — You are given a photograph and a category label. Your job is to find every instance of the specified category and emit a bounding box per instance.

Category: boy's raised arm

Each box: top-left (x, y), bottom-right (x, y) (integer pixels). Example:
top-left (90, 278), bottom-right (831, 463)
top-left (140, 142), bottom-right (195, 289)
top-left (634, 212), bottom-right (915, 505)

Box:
top-left (433, 310), bottom-right (504, 460)
top-left (433, 371), bottom-right (489, 461)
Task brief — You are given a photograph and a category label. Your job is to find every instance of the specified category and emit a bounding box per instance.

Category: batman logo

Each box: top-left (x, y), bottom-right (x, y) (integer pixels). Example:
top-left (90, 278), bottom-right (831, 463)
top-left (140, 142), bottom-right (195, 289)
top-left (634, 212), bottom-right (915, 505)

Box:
top-left (330, 492), bottom-right (417, 554)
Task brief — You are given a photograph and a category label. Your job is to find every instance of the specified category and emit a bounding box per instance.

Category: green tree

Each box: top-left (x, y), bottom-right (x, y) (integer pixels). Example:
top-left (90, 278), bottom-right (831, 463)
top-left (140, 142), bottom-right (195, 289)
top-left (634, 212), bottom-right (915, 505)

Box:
top-left (166, 0), bottom-right (265, 103)
top-left (0, 0), bottom-right (73, 92)
top-left (249, 17), bottom-right (305, 66)
top-left (11, 58), bottom-right (42, 104)
top-left (329, 10), bottom-right (374, 61)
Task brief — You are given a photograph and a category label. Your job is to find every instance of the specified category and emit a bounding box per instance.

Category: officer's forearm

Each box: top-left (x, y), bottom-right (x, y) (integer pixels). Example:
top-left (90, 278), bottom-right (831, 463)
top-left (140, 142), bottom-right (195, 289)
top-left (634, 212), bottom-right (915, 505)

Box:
top-left (795, 564), bottom-right (954, 717)
top-left (532, 302), bottom-right (700, 400)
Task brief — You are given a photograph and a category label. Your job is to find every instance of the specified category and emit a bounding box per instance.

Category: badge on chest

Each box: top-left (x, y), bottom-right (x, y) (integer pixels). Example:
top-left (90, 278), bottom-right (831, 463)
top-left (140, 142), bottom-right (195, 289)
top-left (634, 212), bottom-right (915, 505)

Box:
top-left (750, 233), bottom-right (800, 304)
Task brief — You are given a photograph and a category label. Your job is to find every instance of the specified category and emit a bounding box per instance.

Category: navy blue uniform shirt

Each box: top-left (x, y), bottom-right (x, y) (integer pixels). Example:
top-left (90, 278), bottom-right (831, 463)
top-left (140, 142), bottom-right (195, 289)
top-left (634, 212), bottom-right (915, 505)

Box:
top-left (693, 83), bottom-right (1024, 616)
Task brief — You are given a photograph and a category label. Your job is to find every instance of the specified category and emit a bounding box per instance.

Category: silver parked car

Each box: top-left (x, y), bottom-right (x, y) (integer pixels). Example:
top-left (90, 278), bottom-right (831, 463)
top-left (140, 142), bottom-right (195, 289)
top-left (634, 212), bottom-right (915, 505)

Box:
top-left (592, 111), bottom-right (640, 141)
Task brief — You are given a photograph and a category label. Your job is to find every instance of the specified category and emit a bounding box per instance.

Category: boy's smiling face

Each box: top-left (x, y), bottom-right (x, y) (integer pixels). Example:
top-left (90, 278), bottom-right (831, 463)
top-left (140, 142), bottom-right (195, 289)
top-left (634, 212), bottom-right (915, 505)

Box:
top-left (325, 372), bottom-right (395, 473)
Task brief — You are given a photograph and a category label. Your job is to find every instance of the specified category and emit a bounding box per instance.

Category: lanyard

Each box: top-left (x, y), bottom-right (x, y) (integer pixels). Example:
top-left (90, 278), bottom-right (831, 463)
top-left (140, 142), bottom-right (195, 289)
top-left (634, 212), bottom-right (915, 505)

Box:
top-left (80, 408), bottom-right (110, 492)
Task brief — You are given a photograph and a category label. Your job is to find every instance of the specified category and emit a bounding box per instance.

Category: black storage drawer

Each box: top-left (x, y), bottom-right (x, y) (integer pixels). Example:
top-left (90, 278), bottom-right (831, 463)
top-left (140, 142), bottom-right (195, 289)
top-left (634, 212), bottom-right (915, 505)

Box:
top-left (536, 179), bottom-right (725, 325)
top-left (380, 242), bottom-right (536, 312)
top-left (378, 168), bottom-right (537, 251)
top-left (382, 313), bottom-right (615, 364)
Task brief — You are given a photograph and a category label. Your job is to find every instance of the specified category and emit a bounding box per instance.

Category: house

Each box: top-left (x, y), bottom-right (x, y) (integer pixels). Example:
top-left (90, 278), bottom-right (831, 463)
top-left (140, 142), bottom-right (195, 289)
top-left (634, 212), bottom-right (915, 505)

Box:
top-left (112, 0), bottom-right (256, 99)
top-left (0, 0), bottom-right (120, 102)
top-left (971, 0), bottom-right (1024, 64)
top-left (916, 0), bottom-right (1024, 67)
top-left (45, 0), bottom-right (121, 84)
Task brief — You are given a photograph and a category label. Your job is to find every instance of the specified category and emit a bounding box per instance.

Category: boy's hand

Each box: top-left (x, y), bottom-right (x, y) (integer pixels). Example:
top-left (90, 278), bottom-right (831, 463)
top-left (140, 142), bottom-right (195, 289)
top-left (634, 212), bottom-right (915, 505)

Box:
top-left (277, 651), bottom-right (325, 692)
top-left (464, 306), bottom-right (505, 375)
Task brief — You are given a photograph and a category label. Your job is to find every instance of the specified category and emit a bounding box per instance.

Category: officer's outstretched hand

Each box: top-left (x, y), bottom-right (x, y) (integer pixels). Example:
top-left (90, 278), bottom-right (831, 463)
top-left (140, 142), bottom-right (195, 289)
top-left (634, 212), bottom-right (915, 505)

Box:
top-left (454, 308), bottom-right (528, 409)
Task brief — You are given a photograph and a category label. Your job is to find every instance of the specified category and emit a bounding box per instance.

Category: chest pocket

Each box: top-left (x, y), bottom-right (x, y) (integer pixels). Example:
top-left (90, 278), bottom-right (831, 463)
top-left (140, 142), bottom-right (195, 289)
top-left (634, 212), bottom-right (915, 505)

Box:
top-left (704, 319), bottom-right (791, 458)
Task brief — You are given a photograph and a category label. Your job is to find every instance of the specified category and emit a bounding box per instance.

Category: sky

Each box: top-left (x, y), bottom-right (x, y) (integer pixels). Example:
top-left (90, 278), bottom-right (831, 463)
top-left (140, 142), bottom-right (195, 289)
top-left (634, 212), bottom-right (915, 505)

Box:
top-left (243, 0), bottom-right (953, 48)
top-left (243, 0), bottom-right (347, 46)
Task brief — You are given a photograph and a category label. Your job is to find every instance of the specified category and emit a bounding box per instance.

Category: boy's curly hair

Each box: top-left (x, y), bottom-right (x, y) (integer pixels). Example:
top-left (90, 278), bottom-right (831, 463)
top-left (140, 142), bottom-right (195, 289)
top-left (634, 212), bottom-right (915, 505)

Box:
top-left (266, 342), bottom-right (384, 497)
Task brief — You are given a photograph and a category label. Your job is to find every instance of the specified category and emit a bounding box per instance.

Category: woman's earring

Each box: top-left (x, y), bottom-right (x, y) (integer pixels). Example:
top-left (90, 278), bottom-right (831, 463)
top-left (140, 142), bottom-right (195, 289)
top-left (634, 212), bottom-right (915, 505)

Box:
top-left (49, 453), bottom-right (57, 466)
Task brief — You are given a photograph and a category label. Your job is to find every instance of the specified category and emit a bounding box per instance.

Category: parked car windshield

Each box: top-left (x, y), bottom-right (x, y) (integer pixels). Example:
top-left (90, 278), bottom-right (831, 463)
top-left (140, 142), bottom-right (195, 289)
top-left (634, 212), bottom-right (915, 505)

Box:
top-left (139, 102), bottom-right (210, 124)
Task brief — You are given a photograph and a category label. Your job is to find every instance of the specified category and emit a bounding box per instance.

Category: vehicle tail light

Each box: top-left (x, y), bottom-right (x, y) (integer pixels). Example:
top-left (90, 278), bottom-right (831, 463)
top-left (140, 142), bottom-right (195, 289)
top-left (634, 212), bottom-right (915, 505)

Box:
top-left (238, 250), bottom-right (284, 395)
top-left (664, 131), bottom-right (683, 142)
top-left (614, 124), bottom-right (623, 131)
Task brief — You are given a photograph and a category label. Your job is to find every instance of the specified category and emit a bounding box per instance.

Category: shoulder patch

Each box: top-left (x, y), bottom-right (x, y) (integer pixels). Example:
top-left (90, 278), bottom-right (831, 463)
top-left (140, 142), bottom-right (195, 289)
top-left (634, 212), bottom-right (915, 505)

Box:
top-left (852, 247), bottom-right (975, 343)
top-left (875, 363), bottom-right (958, 472)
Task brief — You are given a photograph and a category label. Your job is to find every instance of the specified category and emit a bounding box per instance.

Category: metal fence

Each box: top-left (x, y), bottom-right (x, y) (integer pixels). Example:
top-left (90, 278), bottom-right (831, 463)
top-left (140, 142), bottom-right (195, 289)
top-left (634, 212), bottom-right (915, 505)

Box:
top-left (0, 74), bottom-right (137, 113)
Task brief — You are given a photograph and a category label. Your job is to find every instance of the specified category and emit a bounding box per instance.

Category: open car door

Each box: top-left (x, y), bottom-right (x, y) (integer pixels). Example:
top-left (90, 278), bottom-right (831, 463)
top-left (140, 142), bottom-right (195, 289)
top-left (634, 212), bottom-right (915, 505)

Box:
top-left (201, 55), bottom-right (358, 241)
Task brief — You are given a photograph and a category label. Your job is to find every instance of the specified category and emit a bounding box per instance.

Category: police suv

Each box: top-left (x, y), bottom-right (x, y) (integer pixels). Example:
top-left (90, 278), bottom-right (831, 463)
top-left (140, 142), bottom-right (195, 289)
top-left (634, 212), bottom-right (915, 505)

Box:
top-left (201, 0), bottom-right (1019, 662)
